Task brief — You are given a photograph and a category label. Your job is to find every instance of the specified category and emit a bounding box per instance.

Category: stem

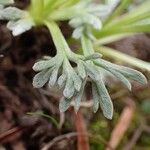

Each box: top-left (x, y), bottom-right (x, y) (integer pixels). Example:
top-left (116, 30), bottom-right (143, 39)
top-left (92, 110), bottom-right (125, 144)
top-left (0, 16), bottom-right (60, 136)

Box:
top-left (74, 111), bottom-right (90, 150)
top-left (95, 46), bottom-right (150, 71)
top-left (81, 34), bottom-right (95, 56)
top-left (30, 0), bottom-right (44, 24)
top-left (44, 21), bottom-right (83, 62)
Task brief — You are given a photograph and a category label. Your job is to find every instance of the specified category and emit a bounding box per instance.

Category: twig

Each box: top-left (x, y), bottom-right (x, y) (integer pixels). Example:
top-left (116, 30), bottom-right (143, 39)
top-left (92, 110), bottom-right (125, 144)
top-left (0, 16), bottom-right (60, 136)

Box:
top-left (58, 112), bottom-right (65, 129)
top-left (123, 126), bottom-right (143, 150)
top-left (41, 132), bottom-right (78, 150)
top-left (71, 101), bottom-right (93, 108)
top-left (0, 127), bottom-right (24, 144)
top-left (74, 111), bottom-right (90, 150)
top-left (106, 98), bottom-right (135, 150)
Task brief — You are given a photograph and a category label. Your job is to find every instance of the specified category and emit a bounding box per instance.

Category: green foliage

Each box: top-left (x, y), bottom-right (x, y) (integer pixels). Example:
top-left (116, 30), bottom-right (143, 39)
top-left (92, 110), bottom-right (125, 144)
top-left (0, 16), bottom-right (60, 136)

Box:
top-left (27, 111), bottom-right (59, 128)
top-left (0, 0), bottom-right (149, 119)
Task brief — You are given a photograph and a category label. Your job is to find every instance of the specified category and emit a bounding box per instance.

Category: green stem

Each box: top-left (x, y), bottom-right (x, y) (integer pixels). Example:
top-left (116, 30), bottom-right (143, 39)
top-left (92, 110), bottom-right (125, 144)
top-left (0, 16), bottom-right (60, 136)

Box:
top-left (44, 21), bottom-right (83, 62)
top-left (81, 34), bottom-right (95, 56)
top-left (95, 46), bottom-right (150, 71)
top-left (27, 112), bottom-right (59, 128)
top-left (29, 0), bottom-right (44, 24)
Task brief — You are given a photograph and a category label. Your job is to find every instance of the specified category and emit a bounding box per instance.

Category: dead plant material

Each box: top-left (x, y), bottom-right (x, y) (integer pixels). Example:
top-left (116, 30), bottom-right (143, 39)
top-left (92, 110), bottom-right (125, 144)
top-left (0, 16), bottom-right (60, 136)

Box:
top-left (106, 98), bottom-right (135, 150)
top-left (74, 111), bottom-right (90, 150)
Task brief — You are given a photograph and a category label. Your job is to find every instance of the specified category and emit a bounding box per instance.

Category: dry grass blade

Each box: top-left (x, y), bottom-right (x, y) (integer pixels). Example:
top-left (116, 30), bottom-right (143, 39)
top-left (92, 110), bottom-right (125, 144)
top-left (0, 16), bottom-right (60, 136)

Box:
top-left (106, 98), bottom-right (135, 150)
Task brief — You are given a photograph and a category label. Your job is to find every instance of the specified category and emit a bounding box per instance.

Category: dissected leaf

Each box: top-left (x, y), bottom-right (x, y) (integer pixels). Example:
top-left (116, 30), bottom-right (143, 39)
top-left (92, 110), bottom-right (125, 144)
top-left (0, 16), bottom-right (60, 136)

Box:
top-left (116, 66), bottom-right (147, 85)
top-left (33, 69), bottom-right (52, 88)
top-left (84, 53), bottom-right (102, 61)
top-left (59, 97), bottom-right (72, 112)
top-left (63, 77), bottom-right (75, 98)
top-left (72, 71), bottom-right (82, 92)
top-left (72, 26), bottom-right (84, 39)
top-left (57, 74), bottom-right (67, 88)
top-left (77, 61), bottom-right (86, 79)
top-left (7, 18), bottom-right (34, 36)
top-left (92, 82), bottom-right (99, 113)
top-left (85, 62), bottom-right (100, 81)
top-left (110, 70), bottom-right (132, 90)
top-left (74, 80), bottom-right (86, 112)
top-left (33, 59), bottom-right (55, 71)
top-left (96, 79), bottom-right (113, 120)
top-left (0, 0), bottom-right (14, 5)
top-left (49, 67), bottom-right (59, 87)
top-left (0, 7), bottom-right (24, 20)
top-left (95, 59), bottom-right (147, 85)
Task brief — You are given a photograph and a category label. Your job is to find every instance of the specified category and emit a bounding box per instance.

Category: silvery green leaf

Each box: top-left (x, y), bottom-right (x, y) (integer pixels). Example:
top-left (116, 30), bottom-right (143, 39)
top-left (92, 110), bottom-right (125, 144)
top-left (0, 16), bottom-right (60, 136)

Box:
top-left (59, 97), bottom-right (72, 112)
top-left (0, 5), bottom-right (3, 19)
top-left (92, 82), bottom-right (100, 113)
top-left (84, 53), bottom-right (102, 61)
top-left (74, 80), bottom-right (86, 112)
top-left (72, 71), bottom-right (82, 92)
top-left (7, 18), bottom-right (34, 36)
top-left (107, 0), bottom-right (120, 8)
top-left (69, 17), bottom-right (83, 28)
top-left (58, 74), bottom-right (67, 88)
top-left (33, 58), bottom-right (55, 71)
top-left (96, 79), bottom-right (113, 120)
top-left (0, 0), bottom-right (14, 5)
top-left (95, 59), bottom-right (147, 85)
top-left (116, 66), bottom-right (147, 85)
top-left (88, 4), bottom-right (110, 18)
top-left (33, 69), bottom-right (52, 88)
top-left (0, 4), bottom-right (3, 9)
top-left (48, 67), bottom-right (59, 87)
top-left (85, 62), bottom-right (100, 81)
top-left (109, 70), bottom-right (132, 90)
top-left (63, 78), bottom-right (75, 99)
top-left (72, 26), bottom-right (84, 39)
top-left (85, 14), bottom-right (102, 29)
top-left (1, 7), bottom-right (25, 20)
top-left (77, 61), bottom-right (86, 79)
top-left (96, 61), bottom-right (132, 90)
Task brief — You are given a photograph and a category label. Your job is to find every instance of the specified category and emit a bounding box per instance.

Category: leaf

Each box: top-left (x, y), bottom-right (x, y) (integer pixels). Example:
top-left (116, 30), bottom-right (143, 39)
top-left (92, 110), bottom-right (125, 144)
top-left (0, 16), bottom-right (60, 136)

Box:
top-left (57, 74), bottom-right (67, 88)
top-left (85, 14), bottom-right (102, 29)
top-left (109, 70), bottom-right (132, 90)
top-left (92, 82), bottom-right (99, 113)
top-left (72, 26), bottom-right (84, 39)
top-left (85, 62), bottom-right (100, 81)
top-left (96, 79), bottom-right (113, 120)
top-left (48, 67), bottom-right (59, 87)
top-left (69, 16), bottom-right (83, 28)
top-left (69, 13), bottom-right (102, 30)
top-left (77, 61), bottom-right (86, 79)
top-left (95, 59), bottom-right (147, 85)
top-left (84, 53), bottom-right (102, 61)
top-left (72, 71), bottom-right (82, 92)
top-left (33, 59), bottom-right (55, 71)
top-left (59, 97), bottom-right (72, 112)
top-left (74, 80), bottom-right (86, 112)
top-left (116, 66), bottom-right (147, 85)
top-left (0, 0), bottom-right (14, 5)
top-left (33, 69), bottom-right (52, 88)
top-left (63, 77), bottom-right (75, 99)
top-left (96, 62), bottom-right (132, 90)
top-left (7, 18), bottom-right (34, 36)
top-left (0, 7), bottom-right (24, 20)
